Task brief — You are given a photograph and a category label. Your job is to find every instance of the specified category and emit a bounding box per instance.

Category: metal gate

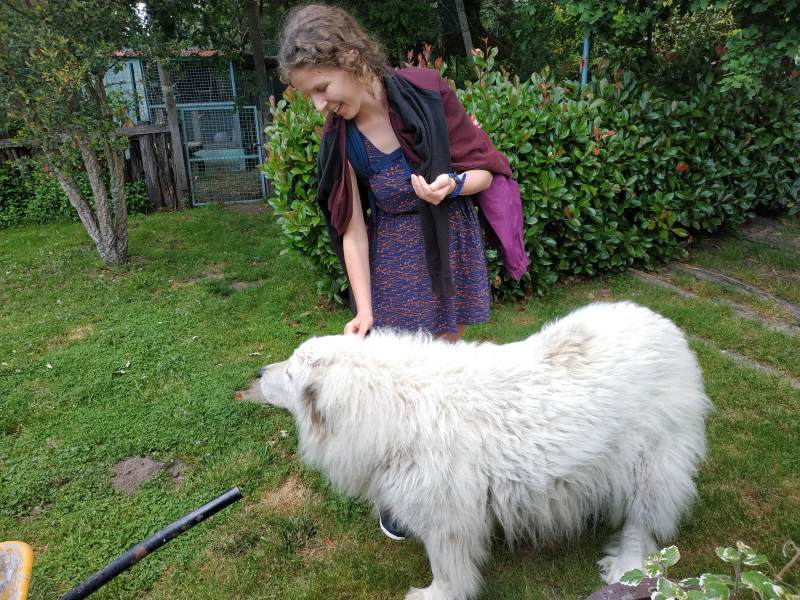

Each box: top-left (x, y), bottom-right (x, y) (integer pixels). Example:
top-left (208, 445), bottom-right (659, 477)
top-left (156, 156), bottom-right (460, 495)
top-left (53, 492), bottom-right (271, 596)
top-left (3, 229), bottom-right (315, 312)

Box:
top-left (179, 105), bottom-right (265, 204)
top-left (141, 59), bottom-right (267, 205)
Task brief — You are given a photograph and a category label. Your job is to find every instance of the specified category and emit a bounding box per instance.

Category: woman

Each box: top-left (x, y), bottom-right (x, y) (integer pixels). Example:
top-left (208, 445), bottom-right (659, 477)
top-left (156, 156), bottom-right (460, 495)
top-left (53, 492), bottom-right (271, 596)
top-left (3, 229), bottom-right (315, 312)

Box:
top-left (278, 3), bottom-right (525, 538)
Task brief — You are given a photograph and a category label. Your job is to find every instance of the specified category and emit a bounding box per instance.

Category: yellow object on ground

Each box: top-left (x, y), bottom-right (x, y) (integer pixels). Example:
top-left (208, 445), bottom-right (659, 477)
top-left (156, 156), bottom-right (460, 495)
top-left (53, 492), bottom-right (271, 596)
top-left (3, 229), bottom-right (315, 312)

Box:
top-left (0, 542), bottom-right (33, 600)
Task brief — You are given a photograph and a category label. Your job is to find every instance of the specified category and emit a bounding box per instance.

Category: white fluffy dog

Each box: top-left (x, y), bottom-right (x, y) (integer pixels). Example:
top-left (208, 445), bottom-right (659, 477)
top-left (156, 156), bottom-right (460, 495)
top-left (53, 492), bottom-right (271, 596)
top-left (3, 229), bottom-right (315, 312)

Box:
top-left (252, 301), bottom-right (711, 600)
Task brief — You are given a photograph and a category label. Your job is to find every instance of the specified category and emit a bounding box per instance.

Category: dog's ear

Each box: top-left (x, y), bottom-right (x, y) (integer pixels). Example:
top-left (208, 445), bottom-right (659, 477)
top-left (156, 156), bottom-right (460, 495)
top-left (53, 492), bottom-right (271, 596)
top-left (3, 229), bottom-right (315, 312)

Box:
top-left (300, 381), bottom-right (327, 435)
top-left (294, 343), bottom-right (335, 371)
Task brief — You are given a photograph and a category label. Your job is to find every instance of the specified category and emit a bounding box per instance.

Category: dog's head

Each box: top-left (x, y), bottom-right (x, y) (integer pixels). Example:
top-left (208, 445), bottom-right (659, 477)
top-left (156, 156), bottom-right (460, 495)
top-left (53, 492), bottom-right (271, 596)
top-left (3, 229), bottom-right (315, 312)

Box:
top-left (250, 335), bottom-right (359, 429)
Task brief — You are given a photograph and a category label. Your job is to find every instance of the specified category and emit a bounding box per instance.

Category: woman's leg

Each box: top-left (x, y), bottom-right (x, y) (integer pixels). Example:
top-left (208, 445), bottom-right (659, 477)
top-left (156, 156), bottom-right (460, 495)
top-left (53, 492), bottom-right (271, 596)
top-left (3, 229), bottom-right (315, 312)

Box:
top-left (438, 324), bottom-right (466, 343)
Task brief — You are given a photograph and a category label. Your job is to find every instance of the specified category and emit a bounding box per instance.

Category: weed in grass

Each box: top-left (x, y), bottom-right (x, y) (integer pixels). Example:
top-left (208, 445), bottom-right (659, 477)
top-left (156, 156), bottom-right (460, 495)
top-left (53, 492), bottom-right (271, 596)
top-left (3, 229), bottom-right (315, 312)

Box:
top-left (279, 515), bottom-right (318, 554)
top-left (215, 525), bottom-right (270, 558)
top-left (204, 278), bottom-right (235, 297)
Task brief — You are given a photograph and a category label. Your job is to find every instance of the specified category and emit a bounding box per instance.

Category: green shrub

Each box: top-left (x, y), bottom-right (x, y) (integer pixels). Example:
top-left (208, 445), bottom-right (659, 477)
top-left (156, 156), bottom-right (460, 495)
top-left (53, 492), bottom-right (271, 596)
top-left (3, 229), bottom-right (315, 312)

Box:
top-left (0, 161), bottom-right (26, 228)
top-left (0, 159), bottom-right (152, 228)
top-left (621, 542), bottom-right (800, 599)
top-left (262, 56), bottom-right (800, 303)
top-left (262, 91), bottom-right (339, 300)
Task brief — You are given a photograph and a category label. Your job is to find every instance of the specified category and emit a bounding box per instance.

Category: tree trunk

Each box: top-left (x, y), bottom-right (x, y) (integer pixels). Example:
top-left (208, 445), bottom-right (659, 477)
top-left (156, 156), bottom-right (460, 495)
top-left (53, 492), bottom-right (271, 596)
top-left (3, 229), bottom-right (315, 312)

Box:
top-left (156, 60), bottom-right (190, 208)
top-left (71, 133), bottom-right (128, 265)
top-left (95, 74), bottom-right (130, 257)
top-left (454, 0), bottom-right (474, 57)
top-left (52, 160), bottom-right (128, 266)
top-left (247, 0), bottom-right (269, 123)
top-left (104, 141), bottom-right (129, 259)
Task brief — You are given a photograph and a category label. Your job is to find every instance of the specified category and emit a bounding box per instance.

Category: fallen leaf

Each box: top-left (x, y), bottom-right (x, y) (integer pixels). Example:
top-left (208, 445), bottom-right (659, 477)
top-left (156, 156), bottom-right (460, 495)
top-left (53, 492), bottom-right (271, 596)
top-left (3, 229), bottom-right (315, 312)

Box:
top-left (46, 363), bottom-right (53, 369)
top-left (249, 352), bottom-right (261, 357)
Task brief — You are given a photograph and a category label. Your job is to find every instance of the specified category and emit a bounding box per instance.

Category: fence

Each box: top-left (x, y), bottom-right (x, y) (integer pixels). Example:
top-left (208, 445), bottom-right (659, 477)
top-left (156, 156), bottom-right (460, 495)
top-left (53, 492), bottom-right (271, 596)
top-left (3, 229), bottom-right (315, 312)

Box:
top-left (0, 127), bottom-right (181, 209)
top-left (121, 124), bottom-right (181, 209)
top-left (0, 139), bottom-right (29, 163)
top-left (142, 59), bottom-right (267, 204)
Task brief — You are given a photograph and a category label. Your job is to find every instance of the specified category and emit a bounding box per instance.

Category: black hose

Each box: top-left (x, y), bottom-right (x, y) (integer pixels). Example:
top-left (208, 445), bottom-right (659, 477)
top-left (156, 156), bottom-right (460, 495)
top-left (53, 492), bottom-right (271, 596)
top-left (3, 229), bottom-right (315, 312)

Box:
top-left (60, 487), bottom-right (242, 600)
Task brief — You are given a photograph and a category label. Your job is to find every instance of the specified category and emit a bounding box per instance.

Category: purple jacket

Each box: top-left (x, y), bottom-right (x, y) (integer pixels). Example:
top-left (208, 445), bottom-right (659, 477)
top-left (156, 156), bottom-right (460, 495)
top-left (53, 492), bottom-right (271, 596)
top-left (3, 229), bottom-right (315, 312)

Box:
top-left (477, 175), bottom-right (528, 280)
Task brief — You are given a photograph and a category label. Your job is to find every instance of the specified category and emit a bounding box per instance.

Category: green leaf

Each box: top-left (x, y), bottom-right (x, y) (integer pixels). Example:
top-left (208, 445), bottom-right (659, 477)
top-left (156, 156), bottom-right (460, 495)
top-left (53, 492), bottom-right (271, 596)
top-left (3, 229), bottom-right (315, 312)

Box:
top-left (656, 577), bottom-right (687, 598)
top-left (620, 568), bottom-right (645, 586)
top-left (740, 571), bottom-right (783, 599)
top-left (715, 547), bottom-right (741, 563)
top-left (660, 546), bottom-right (681, 568)
top-left (742, 553), bottom-right (769, 566)
top-left (701, 580), bottom-right (730, 600)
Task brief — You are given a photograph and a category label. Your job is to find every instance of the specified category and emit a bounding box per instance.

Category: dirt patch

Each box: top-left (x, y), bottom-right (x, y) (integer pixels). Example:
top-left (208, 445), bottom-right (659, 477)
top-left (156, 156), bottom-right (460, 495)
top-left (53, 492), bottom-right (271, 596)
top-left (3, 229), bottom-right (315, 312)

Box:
top-left (169, 264), bottom-right (226, 290)
top-left (230, 280), bottom-right (264, 291)
top-left (587, 287), bottom-right (613, 300)
top-left (166, 460), bottom-right (188, 488)
top-left (224, 202), bottom-right (269, 215)
top-left (66, 324), bottom-right (95, 342)
top-left (111, 456), bottom-right (165, 494)
top-left (298, 536), bottom-right (340, 563)
top-left (253, 474), bottom-right (311, 516)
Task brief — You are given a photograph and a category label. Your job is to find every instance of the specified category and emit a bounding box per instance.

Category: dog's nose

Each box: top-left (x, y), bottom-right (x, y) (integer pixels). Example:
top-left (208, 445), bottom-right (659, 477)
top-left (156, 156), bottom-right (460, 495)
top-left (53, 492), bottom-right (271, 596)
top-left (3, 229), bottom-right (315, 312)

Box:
top-left (258, 365), bottom-right (268, 378)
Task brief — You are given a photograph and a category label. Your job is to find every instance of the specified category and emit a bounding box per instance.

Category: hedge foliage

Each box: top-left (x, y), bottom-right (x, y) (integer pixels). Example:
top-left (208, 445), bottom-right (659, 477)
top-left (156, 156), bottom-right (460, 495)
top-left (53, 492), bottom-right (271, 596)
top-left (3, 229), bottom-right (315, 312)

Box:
top-left (0, 159), bottom-right (150, 229)
top-left (263, 53), bottom-right (800, 302)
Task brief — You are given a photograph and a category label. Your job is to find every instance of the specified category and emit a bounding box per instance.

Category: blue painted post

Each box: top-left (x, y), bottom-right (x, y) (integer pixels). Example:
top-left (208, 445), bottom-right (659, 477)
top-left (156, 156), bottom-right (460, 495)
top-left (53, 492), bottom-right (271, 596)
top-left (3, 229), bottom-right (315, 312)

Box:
top-left (580, 36), bottom-right (590, 89)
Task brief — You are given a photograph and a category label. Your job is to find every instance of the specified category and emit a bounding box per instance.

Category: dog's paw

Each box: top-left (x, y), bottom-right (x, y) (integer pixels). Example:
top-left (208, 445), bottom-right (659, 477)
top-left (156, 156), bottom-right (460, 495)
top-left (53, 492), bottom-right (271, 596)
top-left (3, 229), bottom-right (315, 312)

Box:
top-left (405, 586), bottom-right (449, 600)
top-left (597, 555), bottom-right (627, 585)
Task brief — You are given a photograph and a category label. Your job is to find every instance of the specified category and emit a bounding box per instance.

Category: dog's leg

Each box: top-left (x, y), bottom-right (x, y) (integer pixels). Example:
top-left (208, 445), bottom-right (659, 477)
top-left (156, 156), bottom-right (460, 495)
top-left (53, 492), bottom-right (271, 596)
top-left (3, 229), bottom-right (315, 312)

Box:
top-left (598, 521), bottom-right (657, 584)
top-left (405, 519), bottom-right (491, 600)
top-left (599, 425), bottom-right (704, 583)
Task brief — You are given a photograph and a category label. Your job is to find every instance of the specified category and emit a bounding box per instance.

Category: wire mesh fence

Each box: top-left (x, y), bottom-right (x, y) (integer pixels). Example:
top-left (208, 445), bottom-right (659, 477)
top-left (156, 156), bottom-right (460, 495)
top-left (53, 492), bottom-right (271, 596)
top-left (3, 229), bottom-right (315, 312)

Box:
top-left (142, 59), bottom-right (265, 204)
top-left (181, 105), bottom-right (264, 204)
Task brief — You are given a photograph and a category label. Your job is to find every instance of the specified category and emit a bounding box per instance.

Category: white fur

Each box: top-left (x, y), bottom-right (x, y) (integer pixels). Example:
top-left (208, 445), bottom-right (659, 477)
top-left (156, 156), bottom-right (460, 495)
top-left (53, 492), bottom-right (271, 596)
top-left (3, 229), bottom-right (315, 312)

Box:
top-left (255, 301), bottom-right (711, 600)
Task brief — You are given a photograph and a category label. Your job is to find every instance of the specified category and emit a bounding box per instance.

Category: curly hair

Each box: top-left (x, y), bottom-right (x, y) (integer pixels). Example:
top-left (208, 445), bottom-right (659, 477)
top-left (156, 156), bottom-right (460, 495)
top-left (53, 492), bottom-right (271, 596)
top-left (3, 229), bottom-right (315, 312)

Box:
top-left (278, 4), bottom-right (388, 88)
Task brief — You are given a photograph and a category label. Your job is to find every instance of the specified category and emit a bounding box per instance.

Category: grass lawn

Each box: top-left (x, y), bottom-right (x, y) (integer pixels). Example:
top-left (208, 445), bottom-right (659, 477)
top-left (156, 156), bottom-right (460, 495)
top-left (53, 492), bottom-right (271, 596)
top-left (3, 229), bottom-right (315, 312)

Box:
top-left (1, 206), bottom-right (798, 599)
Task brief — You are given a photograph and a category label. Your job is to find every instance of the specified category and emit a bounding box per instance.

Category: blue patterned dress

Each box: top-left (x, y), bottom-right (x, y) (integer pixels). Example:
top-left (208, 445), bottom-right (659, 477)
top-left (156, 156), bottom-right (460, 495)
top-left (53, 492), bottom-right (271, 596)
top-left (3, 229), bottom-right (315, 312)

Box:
top-left (353, 126), bottom-right (490, 334)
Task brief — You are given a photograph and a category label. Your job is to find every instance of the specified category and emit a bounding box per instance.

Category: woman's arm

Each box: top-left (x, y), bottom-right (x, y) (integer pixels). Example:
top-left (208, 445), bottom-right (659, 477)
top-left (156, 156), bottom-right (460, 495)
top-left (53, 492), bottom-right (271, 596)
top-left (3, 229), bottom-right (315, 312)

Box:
top-left (342, 162), bottom-right (373, 337)
top-left (410, 169), bottom-right (493, 205)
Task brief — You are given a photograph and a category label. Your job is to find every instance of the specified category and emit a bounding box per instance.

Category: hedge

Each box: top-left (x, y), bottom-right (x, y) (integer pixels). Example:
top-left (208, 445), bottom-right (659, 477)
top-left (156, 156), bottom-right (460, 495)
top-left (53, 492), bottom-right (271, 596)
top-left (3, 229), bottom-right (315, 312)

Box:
top-left (263, 52), bottom-right (800, 303)
top-left (0, 159), bottom-right (151, 229)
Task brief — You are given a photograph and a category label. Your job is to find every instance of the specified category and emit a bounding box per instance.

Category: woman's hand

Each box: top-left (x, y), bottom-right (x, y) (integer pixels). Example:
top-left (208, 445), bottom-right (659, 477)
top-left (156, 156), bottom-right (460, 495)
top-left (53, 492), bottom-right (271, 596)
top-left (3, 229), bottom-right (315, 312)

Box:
top-left (411, 173), bottom-right (454, 205)
top-left (344, 311), bottom-right (373, 338)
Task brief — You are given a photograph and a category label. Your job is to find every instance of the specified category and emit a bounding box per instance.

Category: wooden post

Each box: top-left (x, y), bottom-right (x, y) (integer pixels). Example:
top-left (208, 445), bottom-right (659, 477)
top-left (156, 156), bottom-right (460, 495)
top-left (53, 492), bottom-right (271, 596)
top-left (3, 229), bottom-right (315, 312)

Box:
top-left (156, 61), bottom-right (190, 207)
top-left (138, 134), bottom-right (163, 209)
top-left (154, 132), bottom-right (177, 209)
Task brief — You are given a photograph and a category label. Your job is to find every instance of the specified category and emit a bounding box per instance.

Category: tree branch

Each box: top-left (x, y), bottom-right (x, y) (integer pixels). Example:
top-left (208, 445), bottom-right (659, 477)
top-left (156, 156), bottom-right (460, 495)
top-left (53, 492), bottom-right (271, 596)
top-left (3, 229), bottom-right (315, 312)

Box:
top-left (50, 161), bottom-right (101, 246)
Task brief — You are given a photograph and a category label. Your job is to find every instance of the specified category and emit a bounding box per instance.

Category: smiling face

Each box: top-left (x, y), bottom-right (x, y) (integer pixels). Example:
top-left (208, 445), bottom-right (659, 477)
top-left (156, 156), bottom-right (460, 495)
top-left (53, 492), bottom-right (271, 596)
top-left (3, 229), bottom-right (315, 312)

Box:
top-left (289, 65), bottom-right (366, 120)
